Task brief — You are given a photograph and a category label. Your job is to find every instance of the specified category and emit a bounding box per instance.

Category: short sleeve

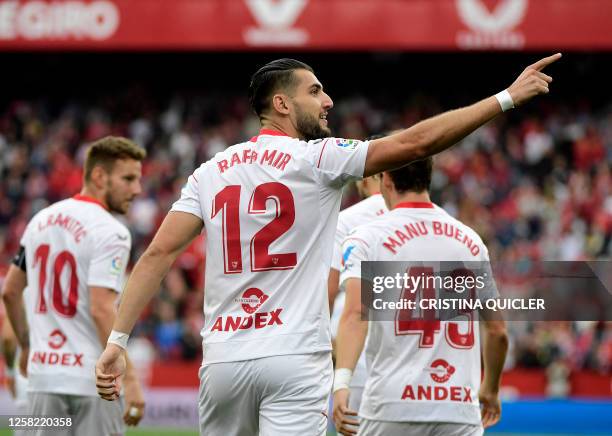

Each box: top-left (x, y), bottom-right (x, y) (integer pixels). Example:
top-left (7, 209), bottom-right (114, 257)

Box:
top-left (88, 230), bottom-right (131, 293)
top-left (20, 215), bottom-right (37, 248)
top-left (309, 138), bottom-right (369, 188)
top-left (478, 244), bottom-right (499, 300)
top-left (170, 167), bottom-right (203, 220)
top-left (338, 228), bottom-right (373, 287)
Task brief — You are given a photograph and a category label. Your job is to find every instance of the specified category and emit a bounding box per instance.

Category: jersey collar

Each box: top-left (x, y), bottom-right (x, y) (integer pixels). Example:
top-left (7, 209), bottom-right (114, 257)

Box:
top-left (72, 194), bottom-right (108, 210)
top-left (249, 129), bottom-right (290, 142)
top-left (393, 201), bottom-right (434, 209)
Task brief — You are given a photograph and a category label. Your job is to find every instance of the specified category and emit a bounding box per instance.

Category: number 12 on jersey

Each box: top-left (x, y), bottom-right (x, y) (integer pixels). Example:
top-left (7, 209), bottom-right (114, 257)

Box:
top-left (212, 182), bottom-right (297, 274)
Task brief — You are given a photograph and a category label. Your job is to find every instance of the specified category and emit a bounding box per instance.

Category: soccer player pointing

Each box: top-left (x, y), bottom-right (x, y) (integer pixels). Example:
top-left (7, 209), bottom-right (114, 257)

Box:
top-left (96, 54), bottom-right (558, 434)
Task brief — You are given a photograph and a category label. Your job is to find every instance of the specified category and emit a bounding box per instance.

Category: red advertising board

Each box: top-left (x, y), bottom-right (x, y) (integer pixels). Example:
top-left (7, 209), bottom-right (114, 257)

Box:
top-left (0, 0), bottom-right (610, 51)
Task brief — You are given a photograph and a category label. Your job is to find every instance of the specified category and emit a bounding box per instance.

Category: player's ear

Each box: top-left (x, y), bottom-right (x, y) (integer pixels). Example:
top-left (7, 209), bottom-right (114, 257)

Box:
top-left (89, 165), bottom-right (109, 189)
top-left (271, 94), bottom-right (291, 115)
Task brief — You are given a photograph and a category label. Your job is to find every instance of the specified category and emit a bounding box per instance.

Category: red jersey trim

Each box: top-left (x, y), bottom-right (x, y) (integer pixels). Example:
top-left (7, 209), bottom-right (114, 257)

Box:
top-left (249, 129), bottom-right (289, 142)
top-left (394, 201), bottom-right (434, 209)
top-left (72, 194), bottom-right (108, 210)
top-left (317, 139), bottom-right (330, 168)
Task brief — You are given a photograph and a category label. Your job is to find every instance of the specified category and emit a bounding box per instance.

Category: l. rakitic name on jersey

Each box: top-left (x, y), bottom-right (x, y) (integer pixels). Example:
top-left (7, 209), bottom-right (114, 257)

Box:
top-left (37, 213), bottom-right (87, 243)
top-left (217, 148), bottom-right (292, 174)
top-left (382, 220), bottom-right (480, 256)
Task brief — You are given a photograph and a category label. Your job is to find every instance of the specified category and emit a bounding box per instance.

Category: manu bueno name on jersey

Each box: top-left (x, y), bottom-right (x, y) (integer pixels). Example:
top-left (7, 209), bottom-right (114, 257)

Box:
top-left (217, 149), bottom-right (292, 174)
top-left (383, 221), bottom-right (481, 256)
top-left (401, 384), bottom-right (473, 403)
top-left (210, 309), bottom-right (283, 332)
top-left (37, 213), bottom-right (87, 243)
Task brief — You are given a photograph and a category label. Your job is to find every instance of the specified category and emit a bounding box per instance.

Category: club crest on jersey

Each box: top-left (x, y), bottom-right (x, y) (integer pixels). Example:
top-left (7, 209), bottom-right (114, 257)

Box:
top-left (335, 138), bottom-right (360, 150)
top-left (426, 359), bottom-right (456, 383)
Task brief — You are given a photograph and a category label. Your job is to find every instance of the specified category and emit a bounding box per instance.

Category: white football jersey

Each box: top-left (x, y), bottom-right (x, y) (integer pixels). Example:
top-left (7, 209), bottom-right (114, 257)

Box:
top-left (20, 195), bottom-right (131, 396)
top-left (329, 194), bottom-right (387, 390)
top-left (330, 193), bottom-right (387, 272)
top-left (339, 202), bottom-right (495, 425)
top-left (171, 130), bottom-right (369, 364)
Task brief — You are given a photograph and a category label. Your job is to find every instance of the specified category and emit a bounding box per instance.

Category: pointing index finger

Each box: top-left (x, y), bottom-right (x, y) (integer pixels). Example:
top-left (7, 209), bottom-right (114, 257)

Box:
top-left (530, 53), bottom-right (562, 72)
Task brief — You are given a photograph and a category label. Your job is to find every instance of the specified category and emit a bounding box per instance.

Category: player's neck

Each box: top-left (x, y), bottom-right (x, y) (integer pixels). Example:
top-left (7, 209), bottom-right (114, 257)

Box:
top-left (260, 119), bottom-right (302, 140)
top-left (79, 187), bottom-right (109, 209)
top-left (366, 187), bottom-right (381, 198)
top-left (390, 191), bottom-right (431, 209)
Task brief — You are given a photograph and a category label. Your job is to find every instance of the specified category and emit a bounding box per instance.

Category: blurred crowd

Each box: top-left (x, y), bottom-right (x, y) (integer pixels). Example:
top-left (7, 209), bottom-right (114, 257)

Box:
top-left (0, 87), bottom-right (610, 377)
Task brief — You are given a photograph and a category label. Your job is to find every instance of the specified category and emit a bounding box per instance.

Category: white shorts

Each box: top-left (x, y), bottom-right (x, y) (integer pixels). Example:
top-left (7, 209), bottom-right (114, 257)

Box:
top-left (27, 392), bottom-right (124, 436)
top-left (198, 351), bottom-right (332, 436)
top-left (358, 419), bottom-right (483, 436)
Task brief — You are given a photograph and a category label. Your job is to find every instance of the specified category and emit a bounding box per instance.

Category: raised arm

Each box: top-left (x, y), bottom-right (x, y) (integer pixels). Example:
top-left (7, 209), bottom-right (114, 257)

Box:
top-left (364, 53), bottom-right (562, 176)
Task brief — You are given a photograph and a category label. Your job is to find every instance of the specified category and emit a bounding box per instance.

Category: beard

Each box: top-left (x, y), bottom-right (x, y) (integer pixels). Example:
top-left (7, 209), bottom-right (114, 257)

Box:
top-left (105, 184), bottom-right (130, 215)
top-left (295, 105), bottom-right (331, 141)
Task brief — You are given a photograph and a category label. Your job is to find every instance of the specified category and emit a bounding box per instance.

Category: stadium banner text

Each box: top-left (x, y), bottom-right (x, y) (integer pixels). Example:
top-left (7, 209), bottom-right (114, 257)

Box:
top-left (0, 0), bottom-right (610, 50)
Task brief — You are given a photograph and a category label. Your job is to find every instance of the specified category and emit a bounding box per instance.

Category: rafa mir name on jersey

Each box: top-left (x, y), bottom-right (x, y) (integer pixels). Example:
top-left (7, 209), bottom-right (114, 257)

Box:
top-left (37, 213), bottom-right (87, 243)
top-left (382, 221), bottom-right (481, 257)
top-left (216, 148), bottom-right (292, 174)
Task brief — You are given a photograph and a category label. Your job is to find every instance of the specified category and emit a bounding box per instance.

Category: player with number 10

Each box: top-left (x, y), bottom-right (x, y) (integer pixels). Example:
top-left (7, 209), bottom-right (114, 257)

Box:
top-left (2, 137), bottom-right (146, 435)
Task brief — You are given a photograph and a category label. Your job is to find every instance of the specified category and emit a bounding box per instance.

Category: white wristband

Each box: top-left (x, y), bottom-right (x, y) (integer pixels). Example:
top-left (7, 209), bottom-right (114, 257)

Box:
top-left (495, 89), bottom-right (515, 112)
top-left (333, 368), bottom-right (353, 393)
top-left (107, 330), bottom-right (130, 350)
